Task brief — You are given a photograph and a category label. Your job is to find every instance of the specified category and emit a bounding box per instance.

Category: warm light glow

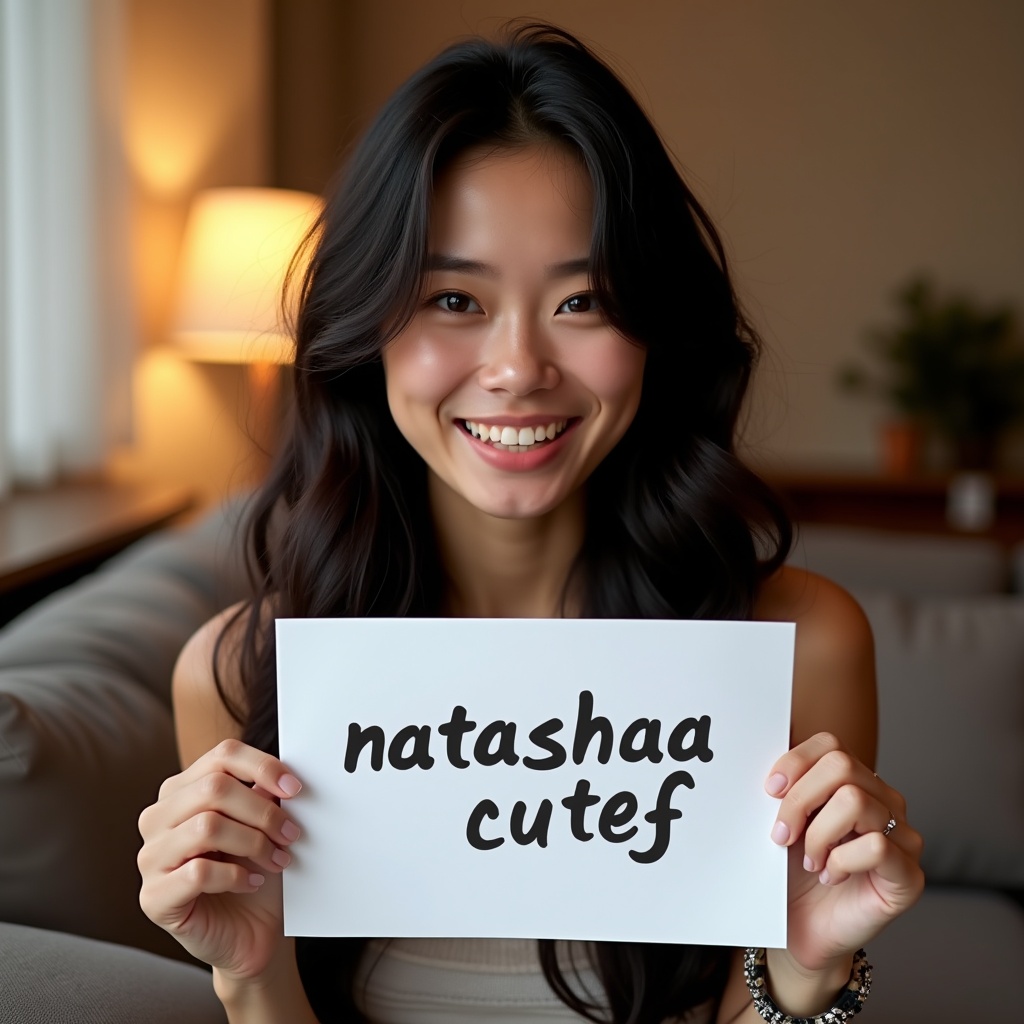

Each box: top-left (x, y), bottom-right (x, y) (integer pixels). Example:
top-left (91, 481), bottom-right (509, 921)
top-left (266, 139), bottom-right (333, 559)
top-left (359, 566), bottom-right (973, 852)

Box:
top-left (171, 187), bottom-right (322, 364)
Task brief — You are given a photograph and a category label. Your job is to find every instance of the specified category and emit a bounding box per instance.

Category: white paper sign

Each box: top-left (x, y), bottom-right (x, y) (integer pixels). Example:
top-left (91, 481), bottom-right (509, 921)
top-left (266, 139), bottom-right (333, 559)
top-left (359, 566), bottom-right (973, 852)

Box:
top-left (276, 618), bottom-right (793, 947)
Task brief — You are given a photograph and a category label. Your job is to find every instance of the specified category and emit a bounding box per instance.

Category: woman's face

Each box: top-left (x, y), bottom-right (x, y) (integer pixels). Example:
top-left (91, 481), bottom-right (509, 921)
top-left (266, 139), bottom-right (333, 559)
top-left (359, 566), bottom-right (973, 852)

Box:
top-left (382, 143), bottom-right (645, 521)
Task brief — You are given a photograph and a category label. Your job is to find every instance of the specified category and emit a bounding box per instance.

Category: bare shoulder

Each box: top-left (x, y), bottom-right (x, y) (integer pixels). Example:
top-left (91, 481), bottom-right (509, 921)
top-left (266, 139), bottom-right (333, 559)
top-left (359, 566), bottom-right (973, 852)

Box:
top-left (172, 602), bottom-right (252, 767)
top-left (755, 565), bottom-right (877, 766)
top-left (755, 564), bottom-right (874, 663)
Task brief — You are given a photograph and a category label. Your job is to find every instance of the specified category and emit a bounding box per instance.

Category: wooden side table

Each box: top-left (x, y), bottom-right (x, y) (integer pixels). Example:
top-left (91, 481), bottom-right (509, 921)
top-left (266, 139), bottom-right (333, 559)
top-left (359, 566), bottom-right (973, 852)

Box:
top-left (0, 481), bottom-right (195, 624)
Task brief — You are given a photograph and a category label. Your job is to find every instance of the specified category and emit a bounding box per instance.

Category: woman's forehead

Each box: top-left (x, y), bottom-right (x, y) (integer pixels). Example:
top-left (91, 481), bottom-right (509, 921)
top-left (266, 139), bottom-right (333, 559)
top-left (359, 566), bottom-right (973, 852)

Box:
top-left (427, 143), bottom-right (594, 256)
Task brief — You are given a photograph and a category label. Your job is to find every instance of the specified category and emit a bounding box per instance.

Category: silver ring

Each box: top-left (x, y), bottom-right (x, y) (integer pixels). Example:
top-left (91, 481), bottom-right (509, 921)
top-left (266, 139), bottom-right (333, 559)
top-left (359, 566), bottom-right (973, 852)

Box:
top-left (882, 815), bottom-right (897, 838)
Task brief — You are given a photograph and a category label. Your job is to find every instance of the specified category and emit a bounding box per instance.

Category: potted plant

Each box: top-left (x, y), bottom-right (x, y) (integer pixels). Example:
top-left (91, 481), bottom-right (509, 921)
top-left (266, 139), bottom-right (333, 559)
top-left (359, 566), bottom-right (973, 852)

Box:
top-left (838, 277), bottom-right (1024, 471)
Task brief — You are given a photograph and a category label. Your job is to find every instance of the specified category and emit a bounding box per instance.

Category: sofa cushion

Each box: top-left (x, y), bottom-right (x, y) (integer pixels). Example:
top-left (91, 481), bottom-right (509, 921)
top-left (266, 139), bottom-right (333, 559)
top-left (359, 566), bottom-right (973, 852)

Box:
top-left (0, 500), bottom-right (251, 958)
top-left (861, 591), bottom-right (1024, 887)
top-left (866, 886), bottom-right (1024, 1023)
top-left (0, 921), bottom-right (226, 1023)
top-left (792, 524), bottom-right (1008, 597)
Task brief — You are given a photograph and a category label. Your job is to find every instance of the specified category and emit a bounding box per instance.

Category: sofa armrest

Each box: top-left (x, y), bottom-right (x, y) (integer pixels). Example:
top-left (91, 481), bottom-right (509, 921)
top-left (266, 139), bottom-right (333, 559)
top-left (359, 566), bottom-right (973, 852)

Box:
top-left (0, 499), bottom-right (251, 958)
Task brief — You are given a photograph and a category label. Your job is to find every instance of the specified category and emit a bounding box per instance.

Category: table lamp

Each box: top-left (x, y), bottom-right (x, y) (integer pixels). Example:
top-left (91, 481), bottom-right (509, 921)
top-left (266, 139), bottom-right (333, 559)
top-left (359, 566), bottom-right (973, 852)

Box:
top-left (170, 186), bottom-right (322, 458)
top-left (171, 186), bottom-right (321, 365)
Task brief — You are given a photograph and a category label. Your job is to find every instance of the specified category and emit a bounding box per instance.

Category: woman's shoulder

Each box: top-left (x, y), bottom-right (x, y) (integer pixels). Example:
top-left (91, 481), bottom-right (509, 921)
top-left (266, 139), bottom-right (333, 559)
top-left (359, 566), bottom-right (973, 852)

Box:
top-left (174, 602), bottom-right (248, 700)
top-left (172, 602), bottom-right (253, 765)
top-left (754, 565), bottom-right (877, 764)
top-left (754, 564), bottom-right (873, 652)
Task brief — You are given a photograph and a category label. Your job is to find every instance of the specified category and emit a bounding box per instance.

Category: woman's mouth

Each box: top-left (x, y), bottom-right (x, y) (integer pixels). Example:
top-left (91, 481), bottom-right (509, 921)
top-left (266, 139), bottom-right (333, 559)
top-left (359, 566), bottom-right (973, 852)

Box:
top-left (460, 419), bottom-right (572, 453)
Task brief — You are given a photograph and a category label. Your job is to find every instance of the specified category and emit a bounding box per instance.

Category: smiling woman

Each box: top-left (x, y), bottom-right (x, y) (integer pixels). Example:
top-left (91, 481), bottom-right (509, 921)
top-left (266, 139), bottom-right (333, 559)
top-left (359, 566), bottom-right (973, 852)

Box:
top-left (383, 145), bottom-right (645, 540)
top-left (136, 21), bottom-right (923, 1024)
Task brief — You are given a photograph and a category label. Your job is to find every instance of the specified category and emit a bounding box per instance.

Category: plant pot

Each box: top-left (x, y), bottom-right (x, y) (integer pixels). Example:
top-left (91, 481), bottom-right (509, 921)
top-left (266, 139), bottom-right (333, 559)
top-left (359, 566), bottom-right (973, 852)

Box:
top-left (880, 421), bottom-right (925, 476)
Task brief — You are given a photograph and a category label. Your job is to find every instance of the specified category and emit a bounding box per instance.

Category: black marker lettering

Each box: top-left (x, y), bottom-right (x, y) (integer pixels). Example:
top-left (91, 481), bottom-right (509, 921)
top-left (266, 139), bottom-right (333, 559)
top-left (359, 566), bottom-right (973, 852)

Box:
top-left (522, 718), bottom-right (566, 770)
top-left (572, 690), bottom-right (613, 765)
top-left (630, 770), bottom-right (694, 864)
top-left (667, 716), bottom-right (714, 763)
top-left (474, 721), bottom-right (520, 767)
top-left (344, 723), bottom-right (385, 773)
top-left (619, 718), bottom-right (664, 764)
top-left (387, 724), bottom-right (434, 770)
top-left (560, 778), bottom-right (601, 841)
top-left (437, 705), bottom-right (476, 768)
top-left (598, 790), bottom-right (639, 843)
top-left (466, 799), bottom-right (504, 850)
top-left (510, 799), bottom-right (553, 847)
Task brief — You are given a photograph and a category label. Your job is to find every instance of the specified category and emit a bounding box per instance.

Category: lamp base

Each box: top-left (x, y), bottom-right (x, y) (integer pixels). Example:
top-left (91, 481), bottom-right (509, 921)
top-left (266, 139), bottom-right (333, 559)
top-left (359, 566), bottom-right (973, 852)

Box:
top-left (246, 361), bottom-right (283, 479)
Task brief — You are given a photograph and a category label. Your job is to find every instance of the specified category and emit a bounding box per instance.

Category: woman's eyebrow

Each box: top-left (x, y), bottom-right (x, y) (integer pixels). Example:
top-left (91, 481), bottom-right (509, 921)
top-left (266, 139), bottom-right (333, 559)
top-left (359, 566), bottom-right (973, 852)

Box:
top-left (546, 257), bottom-right (590, 278)
top-left (423, 254), bottom-right (591, 278)
top-left (424, 253), bottom-right (497, 276)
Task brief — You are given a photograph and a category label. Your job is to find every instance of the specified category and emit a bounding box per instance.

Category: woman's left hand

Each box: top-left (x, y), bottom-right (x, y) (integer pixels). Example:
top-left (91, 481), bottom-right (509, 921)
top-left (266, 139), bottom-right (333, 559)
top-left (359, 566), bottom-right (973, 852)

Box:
top-left (766, 730), bottom-right (925, 973)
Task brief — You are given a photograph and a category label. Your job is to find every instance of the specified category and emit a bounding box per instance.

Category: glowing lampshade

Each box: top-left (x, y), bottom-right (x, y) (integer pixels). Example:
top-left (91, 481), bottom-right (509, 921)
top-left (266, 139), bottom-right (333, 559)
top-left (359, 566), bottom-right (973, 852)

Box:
top-left (171, 187), bottom-right (322, 364)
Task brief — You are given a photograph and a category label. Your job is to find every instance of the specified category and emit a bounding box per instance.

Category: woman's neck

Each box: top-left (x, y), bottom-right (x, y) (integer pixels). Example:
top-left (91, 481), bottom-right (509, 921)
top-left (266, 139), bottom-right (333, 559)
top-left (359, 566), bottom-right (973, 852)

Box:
top-left (429, 474), bottom-right (584, 619)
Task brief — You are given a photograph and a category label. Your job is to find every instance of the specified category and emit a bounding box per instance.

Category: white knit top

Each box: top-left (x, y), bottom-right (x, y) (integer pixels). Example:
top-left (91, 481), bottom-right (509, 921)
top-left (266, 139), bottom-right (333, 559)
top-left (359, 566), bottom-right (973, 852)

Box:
top-left (353, 938), bottom-right (713, 1023)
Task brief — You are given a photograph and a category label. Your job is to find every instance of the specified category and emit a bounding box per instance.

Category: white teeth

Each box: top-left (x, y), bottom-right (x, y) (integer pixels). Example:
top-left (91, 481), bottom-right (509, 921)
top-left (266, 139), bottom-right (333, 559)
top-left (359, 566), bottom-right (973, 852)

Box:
top-left (465, 419), bottom-right (569, 448)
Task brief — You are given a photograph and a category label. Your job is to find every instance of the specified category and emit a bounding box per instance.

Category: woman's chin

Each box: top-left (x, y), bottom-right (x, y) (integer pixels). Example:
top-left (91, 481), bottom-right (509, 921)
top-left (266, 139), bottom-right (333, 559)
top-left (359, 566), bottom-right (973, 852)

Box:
top-left (471, 493), bottom-right (571, 522)
top-left (439, 480), bottom-right (578, 523)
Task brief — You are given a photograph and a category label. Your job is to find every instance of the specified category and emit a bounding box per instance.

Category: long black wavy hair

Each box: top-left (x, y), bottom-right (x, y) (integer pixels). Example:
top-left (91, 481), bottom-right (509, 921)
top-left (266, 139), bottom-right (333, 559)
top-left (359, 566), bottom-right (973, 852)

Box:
top-left (222, 20), bottom-right (792, 1024)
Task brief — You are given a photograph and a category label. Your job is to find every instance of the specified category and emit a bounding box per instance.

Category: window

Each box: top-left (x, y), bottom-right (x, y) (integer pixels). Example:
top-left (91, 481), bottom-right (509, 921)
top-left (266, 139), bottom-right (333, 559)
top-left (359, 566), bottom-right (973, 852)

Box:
top-left (0, 0), bottom-right (133, 493)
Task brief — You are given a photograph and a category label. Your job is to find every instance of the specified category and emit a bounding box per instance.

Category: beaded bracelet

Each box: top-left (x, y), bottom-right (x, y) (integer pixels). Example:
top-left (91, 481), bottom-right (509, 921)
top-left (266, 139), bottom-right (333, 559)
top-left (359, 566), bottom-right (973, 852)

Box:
top-left (742, 947), bottom-right (872, 1024)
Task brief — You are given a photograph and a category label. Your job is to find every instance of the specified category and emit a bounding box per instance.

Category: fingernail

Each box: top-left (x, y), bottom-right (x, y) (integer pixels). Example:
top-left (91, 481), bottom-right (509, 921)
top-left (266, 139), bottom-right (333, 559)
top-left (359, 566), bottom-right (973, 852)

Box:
top-left (771, 820), bottom-right (790, 845)
top-left (766, 772), bottom-right (788, 796)
top-left (271, 848), bottom-right (291, 868)
top-left (803, 854), bottom-right (814, 872)
top-left (819, 868), bottom-right (831, 885)
top-left (279, 774), bottom-right (302, 797)
top-left (281, 820), bottom-right (301, 842)
top-left (248, 873), bottom-right (265, 887)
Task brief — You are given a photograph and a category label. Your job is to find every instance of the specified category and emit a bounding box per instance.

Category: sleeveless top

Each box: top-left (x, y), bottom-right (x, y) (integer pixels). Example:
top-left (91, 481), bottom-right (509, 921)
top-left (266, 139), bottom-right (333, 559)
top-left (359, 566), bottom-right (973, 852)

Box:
top-left (350, 938), bottom-right (715, 1024)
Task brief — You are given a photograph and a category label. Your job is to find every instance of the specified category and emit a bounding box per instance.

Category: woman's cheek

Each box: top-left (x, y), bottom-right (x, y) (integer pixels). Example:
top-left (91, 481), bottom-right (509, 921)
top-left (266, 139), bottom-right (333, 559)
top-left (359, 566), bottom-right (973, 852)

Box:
top-left (582, 337), bottom-right (646, 420)
top-left (383, 328), bottom-right (477, 436)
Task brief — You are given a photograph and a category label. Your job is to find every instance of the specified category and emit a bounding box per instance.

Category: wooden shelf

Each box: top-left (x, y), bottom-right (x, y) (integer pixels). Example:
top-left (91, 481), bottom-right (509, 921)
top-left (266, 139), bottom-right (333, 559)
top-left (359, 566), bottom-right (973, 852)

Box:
top-left (767, 469), bottom-right (1024, 545)
top-left (0, 481), bottom-right (195, 622)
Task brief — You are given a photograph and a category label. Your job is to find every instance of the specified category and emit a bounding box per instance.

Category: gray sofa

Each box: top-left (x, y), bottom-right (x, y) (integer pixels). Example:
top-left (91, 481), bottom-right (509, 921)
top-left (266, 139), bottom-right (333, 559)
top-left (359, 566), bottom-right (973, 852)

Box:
top-left (1, 506), bottom-right (1022, 1022)
top-left (0, 501), bottom-right (250, 1024)
top-left (790, 526), bottom-right (1024, 1020)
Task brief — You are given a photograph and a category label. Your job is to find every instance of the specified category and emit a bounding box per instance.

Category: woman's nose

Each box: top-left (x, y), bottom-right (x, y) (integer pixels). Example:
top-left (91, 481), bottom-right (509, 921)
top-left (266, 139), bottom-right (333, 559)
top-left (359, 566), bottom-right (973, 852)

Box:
top-left (477, 315), bottom-right (560, 395)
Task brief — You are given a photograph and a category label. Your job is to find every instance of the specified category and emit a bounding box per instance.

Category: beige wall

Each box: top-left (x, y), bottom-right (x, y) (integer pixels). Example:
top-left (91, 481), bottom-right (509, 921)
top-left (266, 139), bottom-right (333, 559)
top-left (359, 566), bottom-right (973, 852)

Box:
top-left (342, 0), bottom-right (1024, 469)
top-left (111, 0), bottom-right (1024, 500)
top-left (110, 0), bottom-right (273, 508)
top-left (269, 0), bottom-right (355, 194)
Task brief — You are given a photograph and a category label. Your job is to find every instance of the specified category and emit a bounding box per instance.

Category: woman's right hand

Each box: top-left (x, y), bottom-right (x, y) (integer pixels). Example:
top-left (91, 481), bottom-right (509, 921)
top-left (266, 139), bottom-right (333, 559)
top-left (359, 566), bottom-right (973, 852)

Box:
top-left (138, 738), bottom-right (303, 980)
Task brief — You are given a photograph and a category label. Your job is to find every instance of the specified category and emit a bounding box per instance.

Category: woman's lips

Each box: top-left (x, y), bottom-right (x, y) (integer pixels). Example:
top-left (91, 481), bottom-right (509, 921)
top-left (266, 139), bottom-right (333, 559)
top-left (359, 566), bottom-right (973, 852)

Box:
top-left (458, 417), bottom-right (580, 471)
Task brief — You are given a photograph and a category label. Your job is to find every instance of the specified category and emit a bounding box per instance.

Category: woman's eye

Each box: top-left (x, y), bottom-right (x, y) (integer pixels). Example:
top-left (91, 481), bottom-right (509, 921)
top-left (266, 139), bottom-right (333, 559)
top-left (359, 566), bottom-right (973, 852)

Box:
top-left (432, 292), bottom-right (480, 313)
top-left (557, 293), bottom-right (599, 314)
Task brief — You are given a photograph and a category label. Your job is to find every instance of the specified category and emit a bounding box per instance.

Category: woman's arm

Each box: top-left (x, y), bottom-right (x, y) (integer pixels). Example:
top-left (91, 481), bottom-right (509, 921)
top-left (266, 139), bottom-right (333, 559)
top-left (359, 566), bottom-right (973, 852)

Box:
top-left (138, 607), bottom-right (319, 1024)
top-left (715, 568), bottom-right (924, 1022)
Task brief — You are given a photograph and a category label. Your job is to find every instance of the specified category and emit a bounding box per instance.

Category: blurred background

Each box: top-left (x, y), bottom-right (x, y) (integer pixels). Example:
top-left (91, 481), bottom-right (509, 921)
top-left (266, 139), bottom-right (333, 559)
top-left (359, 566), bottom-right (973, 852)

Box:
top-left (1, 0), bottom-right (1022, 544)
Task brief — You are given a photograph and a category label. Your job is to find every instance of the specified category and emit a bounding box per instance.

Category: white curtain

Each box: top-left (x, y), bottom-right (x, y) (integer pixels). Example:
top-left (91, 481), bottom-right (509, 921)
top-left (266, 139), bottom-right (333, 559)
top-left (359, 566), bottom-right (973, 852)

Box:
top-left (0, 0), bottom-right (134, 494)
